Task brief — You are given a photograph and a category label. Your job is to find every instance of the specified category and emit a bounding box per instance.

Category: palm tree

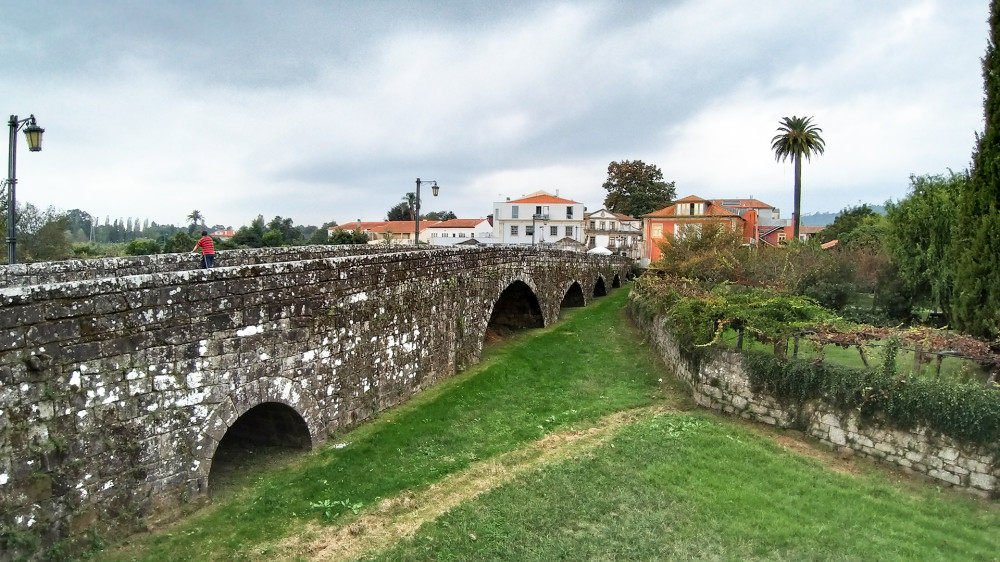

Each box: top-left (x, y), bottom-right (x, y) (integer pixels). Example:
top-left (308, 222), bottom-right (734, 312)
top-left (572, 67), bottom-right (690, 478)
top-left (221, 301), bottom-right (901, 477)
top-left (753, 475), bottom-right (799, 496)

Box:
top-left (401, 192), bottom-right (416, 221)
top-left (771, 116), bottom-right (825, 240)
top-left (186, 210), bottom-right (205, 235)
top-left (187, 210), bottom-right (204, 227)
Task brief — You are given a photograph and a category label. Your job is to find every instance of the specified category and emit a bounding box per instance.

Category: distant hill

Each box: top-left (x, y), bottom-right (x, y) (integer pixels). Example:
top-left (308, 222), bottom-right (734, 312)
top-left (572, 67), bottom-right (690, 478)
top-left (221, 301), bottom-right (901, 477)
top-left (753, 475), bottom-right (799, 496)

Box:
top-left (800, 205), bottom-right (885, 227)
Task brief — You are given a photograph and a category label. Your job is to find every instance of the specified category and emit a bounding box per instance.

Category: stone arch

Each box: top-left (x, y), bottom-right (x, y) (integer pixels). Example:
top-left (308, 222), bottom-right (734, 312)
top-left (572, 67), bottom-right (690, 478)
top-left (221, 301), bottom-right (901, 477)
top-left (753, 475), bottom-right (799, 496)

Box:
top-left (192, 376), bottom-right (324, 493)
top-left (560, 280), bottom-right (586, 309)
top-left (612, 273), bottom-right (622, 288)
top-left (593, 276), bottom-right (608, 297)
top-left (484, 278), bottom-right (544, 342)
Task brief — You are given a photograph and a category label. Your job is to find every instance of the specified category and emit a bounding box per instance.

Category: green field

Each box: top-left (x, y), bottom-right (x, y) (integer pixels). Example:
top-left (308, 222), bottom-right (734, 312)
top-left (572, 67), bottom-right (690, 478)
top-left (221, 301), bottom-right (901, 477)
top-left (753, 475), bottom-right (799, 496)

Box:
top-left (99, 288), bottom-right (1000, 561)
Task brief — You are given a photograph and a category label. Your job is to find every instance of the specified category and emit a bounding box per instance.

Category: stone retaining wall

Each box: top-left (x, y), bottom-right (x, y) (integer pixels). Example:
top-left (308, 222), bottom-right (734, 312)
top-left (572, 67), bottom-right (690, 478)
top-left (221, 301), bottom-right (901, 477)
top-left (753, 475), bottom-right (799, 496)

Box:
top-left (628, 301), bottom-right (1000, 498)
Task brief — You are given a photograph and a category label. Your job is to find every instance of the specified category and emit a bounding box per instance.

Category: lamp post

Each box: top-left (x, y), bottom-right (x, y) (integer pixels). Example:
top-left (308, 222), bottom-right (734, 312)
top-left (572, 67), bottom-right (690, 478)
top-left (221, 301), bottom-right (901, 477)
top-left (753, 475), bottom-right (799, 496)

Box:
top-left (414, 177), bottom-right (439, 245)
top-left (5, 114), bottom-right (45, 265)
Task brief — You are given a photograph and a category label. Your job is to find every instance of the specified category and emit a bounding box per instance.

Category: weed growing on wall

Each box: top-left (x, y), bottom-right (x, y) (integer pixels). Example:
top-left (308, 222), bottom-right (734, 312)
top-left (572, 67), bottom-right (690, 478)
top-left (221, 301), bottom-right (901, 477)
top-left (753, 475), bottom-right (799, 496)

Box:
top-left (742, 347), bottom-right (1000, 446)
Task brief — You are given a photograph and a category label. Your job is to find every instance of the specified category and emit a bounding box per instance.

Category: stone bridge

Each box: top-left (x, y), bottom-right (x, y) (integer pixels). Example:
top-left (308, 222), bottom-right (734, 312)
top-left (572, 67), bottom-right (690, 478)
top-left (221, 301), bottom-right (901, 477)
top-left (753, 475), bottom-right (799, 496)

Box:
top-left (0, 245), bottom-right (629, 551)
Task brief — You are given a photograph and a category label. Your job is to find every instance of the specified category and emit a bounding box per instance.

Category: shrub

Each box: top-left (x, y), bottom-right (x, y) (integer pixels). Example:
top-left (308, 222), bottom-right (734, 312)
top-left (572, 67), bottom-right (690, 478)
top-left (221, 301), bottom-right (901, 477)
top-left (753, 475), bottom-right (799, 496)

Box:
top-left (742, 349), bottom-right (1000, 446)
top-left (123, 238), bottom-right (161, 256)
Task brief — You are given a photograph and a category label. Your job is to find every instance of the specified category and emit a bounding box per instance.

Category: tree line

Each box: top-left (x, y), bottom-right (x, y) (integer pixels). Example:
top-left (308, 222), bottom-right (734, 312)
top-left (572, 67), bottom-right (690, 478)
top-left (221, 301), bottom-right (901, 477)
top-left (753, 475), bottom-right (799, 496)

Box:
top-left (0, 192), bottom-right (460, 264)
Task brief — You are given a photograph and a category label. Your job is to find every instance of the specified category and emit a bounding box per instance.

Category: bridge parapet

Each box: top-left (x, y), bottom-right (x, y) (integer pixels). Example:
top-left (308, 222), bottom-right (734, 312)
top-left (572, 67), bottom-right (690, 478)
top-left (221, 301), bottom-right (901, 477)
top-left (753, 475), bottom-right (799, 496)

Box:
top-left (0, 246), bottom-right (629, 555)
top-left (0, 244), bottom-right (430, 288)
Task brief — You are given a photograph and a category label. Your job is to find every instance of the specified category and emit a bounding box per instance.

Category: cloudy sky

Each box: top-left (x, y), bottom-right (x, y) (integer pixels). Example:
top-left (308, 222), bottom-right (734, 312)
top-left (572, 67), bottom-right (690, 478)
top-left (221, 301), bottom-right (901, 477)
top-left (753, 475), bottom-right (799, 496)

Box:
top-left (2, 1), bottom-right (989, 230)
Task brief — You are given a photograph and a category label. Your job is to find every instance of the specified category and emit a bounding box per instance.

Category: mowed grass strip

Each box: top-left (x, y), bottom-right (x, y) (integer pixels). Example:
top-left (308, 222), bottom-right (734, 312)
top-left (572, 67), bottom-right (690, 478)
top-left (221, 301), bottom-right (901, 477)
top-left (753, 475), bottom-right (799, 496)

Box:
top-left (101, 288), bottom-right (664, 561)
top-left (372, 412), bottom-right (1000, 561)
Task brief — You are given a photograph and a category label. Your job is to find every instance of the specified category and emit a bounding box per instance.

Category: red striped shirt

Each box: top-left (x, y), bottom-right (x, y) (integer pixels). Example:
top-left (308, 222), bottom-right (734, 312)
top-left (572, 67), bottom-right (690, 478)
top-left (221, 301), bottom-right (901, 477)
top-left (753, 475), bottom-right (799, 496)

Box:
top-left (195, 236), bottom-right (215, 255)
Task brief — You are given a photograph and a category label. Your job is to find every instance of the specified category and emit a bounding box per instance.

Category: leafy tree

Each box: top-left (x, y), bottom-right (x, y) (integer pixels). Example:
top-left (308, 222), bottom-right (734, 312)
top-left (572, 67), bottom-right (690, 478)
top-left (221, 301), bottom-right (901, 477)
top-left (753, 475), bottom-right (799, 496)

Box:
top-left (884, 173), bottom-right (964, 322)
top-left (22, 214), bottom-right (73, 262)
top-left (262, 229), bottom-right (284, 247)
top-left (298, 225), bottom-right (318, 241)
top-left (232, 215), bottom-right (266, 247)
top-left (124, 238), bottom-right (162, 256)
top-left (64, 209), bottom-right (94, 242)
top-left (771, 116), bottom-right (826, 239)
top-left (424, 210), bottom-right (457, 221)
top-left (266, 216), bottom-right (303, 245)
top-left (386, 202), bottom-right (410, 221)
top-left (602, 160), bottom-right (676, 217)
top-left (817, 205), bottom-right (878, 246)
top-left (308, 228), bottom-right (331, 245)
top-left (163, 231), bottom-right (196, 253)
top-left (954, 0), bottom-right (1000, 338)
top-left (328, 227), bottom-right (371, 244)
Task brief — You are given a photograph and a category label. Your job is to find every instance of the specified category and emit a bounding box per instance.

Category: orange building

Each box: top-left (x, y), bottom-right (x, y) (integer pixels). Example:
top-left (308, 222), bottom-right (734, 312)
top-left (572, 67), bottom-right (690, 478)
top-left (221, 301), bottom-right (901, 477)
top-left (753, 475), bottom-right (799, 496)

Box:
top-left (642, 195), bottom-right (750, 262)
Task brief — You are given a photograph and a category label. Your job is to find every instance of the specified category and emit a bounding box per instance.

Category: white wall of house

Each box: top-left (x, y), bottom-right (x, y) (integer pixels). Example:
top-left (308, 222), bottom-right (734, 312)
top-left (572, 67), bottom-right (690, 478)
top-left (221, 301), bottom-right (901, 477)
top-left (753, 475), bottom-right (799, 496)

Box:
top-left (428, 220), bottom-right (495, 245)
top-left (584, 209), bottom-right (642, 258)
top-left (491, 195), bottom-right (586, 246)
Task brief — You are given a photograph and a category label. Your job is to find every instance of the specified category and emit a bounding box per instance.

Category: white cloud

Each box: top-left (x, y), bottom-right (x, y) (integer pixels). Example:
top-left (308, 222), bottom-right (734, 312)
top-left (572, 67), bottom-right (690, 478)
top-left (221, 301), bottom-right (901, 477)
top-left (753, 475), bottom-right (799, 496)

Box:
top-left (2, 0), bottom-right (989, 230)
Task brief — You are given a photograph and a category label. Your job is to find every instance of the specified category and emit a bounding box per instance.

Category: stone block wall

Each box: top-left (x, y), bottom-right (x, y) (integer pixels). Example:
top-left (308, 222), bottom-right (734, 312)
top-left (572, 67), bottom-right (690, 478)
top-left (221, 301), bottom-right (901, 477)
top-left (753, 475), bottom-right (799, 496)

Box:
top-left (0, 244), bottom-right (424, 288)
top-left (628, 302), bottom-right (1000, 498)
top-left (0, 245), bottom-right (628, 556)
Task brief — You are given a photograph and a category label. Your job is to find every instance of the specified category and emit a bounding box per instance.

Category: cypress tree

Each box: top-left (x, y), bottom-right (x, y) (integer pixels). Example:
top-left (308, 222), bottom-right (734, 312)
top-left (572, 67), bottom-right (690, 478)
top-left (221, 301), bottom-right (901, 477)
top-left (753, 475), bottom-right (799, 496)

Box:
top-left (954, 0), bottom-right (1000, 338)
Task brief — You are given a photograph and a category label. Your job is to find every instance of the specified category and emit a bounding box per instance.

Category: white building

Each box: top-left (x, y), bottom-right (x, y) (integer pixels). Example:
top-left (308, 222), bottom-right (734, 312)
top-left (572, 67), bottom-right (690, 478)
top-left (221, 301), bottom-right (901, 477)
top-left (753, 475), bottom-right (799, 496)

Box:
top-left (583, 209), bottom-right (642, 258)
top-left (427, 218), bottom-right (495, 245)
top-left (492, 191), bottom-right (586, 246)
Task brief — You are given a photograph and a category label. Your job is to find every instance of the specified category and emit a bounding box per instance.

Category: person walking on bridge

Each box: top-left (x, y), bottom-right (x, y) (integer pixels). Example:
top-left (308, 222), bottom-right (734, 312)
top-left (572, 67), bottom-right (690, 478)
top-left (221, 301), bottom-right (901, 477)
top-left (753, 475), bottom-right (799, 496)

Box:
top-left (193, 230), bottom-right (216, 268)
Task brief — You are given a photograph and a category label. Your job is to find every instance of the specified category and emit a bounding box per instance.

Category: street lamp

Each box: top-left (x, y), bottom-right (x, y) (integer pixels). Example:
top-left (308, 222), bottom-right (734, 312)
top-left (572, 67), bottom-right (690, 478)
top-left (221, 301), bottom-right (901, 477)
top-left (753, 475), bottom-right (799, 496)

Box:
top-left (4, 114), bottom-right (45, 264)
top-left (414, 177), bottom-right (439, 245)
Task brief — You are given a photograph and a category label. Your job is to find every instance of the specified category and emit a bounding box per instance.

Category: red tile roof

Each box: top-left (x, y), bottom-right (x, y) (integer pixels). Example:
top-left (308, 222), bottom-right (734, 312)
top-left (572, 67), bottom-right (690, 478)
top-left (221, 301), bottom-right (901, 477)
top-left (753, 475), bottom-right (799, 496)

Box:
top-left (710, 198), bottom-right (775, 209)
top-left (428, 219), bottom-right (487, 229)
top-left (644, 199), bottom-right (740, 218)
top-left (508, 193), bottom-right (580, 205)
top-left (330, 220), bottom-right (440, 233)
top-left (673, 195), bottom-right (711, 203)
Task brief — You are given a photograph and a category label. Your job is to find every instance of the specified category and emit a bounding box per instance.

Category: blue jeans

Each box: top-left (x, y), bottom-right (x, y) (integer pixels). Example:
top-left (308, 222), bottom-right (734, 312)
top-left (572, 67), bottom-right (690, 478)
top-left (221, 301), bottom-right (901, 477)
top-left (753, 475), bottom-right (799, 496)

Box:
top-left (202, 253), bottom-right (215, 269)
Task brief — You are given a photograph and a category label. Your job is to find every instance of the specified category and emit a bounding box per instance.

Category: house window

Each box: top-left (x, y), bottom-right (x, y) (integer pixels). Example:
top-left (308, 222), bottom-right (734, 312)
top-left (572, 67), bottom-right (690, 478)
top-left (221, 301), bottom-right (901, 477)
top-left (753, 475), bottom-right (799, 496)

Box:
top-left (589, 220), bottom-right (596, 229)
top-left (652, 224), bottom-right (663, 238)
top-left (689, 203), bottom-right (695, 216)
top-left (676, 224), bottom-right (702, 239)
top-left (431, 232), bottom-right (437, 238)
top-left (510, 225), bottom-right (519, 236)
top-left (459, 233), bottom-right (466, 238)
top-left (565, 226), bottom-right (573, 237)
top-left (535, 205), bottom-right (543, 216)
top-left (550, 226), bottom-right (558, 237)
top-left (525, 225), bottom-right (534, 236)
top-left (599, 221), bottom-right (606, 230)
top-left (512, 206), bottom-right (519, 219)
top-left (566, 206), bottom-right (574, 219)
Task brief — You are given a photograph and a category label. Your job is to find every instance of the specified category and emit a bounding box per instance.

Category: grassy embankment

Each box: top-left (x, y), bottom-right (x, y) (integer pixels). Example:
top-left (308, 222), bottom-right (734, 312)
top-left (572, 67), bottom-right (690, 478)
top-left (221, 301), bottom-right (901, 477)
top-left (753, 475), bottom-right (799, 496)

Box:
top-left (102, 287), bottom-right (1000, 561)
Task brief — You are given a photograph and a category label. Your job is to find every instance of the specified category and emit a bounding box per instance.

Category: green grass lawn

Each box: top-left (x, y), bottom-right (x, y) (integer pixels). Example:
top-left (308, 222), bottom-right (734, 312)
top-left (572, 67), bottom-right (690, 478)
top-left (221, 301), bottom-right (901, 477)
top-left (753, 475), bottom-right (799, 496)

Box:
top-left (100, 287), bottom-right (1000, 561)
top-left (374, 412), bottom-right (1000, 561)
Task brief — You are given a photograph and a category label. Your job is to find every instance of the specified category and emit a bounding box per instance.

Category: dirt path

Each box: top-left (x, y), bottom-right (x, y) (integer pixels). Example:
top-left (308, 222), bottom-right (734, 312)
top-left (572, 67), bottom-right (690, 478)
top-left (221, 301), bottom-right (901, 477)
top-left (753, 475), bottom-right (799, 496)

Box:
top-left (267, 405), bottom-right (668, 561)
